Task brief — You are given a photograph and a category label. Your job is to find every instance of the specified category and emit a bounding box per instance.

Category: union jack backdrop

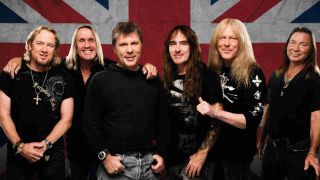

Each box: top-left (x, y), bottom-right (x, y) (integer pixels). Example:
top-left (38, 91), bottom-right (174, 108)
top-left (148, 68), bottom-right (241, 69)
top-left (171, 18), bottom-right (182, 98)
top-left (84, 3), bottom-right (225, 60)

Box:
top-left (0, 0), bottom-right (320, 178)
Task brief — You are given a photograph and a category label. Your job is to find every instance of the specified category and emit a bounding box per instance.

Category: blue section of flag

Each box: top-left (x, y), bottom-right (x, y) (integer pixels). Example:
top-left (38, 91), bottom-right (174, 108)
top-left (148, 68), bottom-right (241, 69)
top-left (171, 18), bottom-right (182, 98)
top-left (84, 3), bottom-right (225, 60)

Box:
top-left (96, 0), bottom-right (109, 10)
top-left (211, 0), bottom-right (218, 5)
top-left (292, 1), bottom-right (320, 23)
top-left (0, 2), bottom-right (27, 23)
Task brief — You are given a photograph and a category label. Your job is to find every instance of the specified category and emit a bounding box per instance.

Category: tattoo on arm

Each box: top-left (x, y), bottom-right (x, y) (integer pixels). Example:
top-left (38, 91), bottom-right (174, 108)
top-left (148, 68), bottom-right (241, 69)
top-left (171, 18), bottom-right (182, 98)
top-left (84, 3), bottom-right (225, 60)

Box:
top-left (199, 127), bottom-right (219, 151)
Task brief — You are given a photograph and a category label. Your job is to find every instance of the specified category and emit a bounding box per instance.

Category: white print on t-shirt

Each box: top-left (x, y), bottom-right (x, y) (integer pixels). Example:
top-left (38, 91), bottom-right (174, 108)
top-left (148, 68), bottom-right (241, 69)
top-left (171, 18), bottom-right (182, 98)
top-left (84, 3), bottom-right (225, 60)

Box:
top-left (33, 75), bottom-right (65, 113)
top-left (252, 75), bottom-right (262, 87)
top-left (250, 103), bottom-right (263, 116)
top-left (220, 73), bottom-right (237, 103)
top-left (254, 91), bottom-right (262, 100)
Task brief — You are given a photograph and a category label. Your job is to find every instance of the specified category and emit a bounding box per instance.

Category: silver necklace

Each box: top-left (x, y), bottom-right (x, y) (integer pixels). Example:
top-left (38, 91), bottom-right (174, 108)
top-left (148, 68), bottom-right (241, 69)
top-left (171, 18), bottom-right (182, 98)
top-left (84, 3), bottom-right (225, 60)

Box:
top-left (280, 76), bottom-right (292, 97)
top-left (30, 69), bottom-right (48, 105)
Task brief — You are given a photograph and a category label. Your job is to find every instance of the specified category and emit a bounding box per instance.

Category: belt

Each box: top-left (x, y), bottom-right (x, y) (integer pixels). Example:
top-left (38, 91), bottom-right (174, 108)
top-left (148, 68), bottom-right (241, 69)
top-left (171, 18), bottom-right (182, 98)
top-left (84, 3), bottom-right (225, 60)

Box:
top-left (270, 138), bottom-right (309, 152)
top-left (122, 151), bottom-right (151, 158)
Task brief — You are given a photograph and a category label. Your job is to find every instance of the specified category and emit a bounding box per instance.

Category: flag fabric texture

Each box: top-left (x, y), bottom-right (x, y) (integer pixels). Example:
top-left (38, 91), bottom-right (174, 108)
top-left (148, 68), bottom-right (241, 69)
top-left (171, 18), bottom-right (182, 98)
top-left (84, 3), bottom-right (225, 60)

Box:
top-left (0, 0), bottom-right (320, 177)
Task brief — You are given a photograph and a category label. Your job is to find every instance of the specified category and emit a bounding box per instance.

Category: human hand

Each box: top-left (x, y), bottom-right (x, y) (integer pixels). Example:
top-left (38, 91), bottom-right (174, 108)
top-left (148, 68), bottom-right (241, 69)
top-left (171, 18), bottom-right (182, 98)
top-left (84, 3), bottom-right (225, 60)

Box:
top-left (142, 63), bottom-right (158, 79)
top-left (304, 152), bottom-right (320, 176)
top-left (20, 142), bottom-right (44, 163)
top-left (3, 57), bottom-right (22, 79)
top-left (185, 151), bottom-right (207, 178)
top-left (197, 97), bottom-right (221, 118)
top-left (151, 154), bottom-right (165, 173)
top-left (102, 154), bottom-right (125, 175)
top-left (256, 140), bottom-right (266, 160)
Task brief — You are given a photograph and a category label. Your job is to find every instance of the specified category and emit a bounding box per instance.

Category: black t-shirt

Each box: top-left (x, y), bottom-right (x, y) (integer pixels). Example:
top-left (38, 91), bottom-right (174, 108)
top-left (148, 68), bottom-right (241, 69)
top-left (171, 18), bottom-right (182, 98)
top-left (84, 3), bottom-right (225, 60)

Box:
top-left (167, 66), bottom-right (223, 165)
top-left (0, 61), bottom-right (74, 154)
top-left (267, 70), bottom-right (320, 141)
top-left (64, 58), bottom-right (113, 161)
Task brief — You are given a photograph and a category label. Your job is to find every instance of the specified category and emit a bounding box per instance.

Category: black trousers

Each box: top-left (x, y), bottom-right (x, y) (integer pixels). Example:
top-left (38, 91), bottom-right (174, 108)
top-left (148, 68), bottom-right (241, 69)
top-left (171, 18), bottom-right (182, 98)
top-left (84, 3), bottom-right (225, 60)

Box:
top-left (5, 148), bottom-right (65, 180)
top-left (69, 158), bottom-right (97, 180)
top-left (212, 159), bottom-right (252, 180)
top-left (261, 140), bottom-right (316, 180)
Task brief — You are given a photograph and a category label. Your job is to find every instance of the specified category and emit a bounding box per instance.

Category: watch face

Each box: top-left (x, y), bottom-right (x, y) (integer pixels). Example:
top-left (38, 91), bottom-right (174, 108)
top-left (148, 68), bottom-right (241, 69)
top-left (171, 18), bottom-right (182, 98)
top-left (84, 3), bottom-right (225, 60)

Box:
top-left (98, 151), bottom-right (106, 160)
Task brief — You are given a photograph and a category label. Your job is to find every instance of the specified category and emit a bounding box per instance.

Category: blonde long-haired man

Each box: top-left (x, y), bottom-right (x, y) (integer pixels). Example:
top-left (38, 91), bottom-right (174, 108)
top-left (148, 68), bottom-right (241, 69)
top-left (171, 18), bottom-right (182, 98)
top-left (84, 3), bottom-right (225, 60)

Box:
top-left (0, 26), bottom-right (74, 180)
top-left (197, 18), bottom-right (266, 180)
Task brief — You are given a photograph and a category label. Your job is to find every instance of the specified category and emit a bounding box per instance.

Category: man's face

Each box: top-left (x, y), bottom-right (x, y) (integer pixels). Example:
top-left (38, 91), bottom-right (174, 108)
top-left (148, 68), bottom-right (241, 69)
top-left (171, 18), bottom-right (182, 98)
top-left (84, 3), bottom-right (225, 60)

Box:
top-left (76, 28), bottom-right (97, 61)
top-left (29, 29), bottom-right (56, 69)
top-left (169, 30), bottom-right (190, 74)
top-left (217, 25), bottom-right (239, 66)
top-left (287, 32), bottom-right (312, 64)
top-left (113, 32), bottom-right (141, 71)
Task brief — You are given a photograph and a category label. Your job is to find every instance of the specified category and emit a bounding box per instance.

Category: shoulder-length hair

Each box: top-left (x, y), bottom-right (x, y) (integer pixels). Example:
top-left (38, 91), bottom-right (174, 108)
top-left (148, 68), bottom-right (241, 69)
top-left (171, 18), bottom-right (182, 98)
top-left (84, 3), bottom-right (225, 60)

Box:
top-left (276, 26), bottom-right (319, 79)
top-left (65, 25), bottom-right (104, 70)
top-left (23, 26), bottom-right (61, 66)
top-left (208, 18), bottom-right (258, 88)
top-left (163, 25), bottom-right (203, 100)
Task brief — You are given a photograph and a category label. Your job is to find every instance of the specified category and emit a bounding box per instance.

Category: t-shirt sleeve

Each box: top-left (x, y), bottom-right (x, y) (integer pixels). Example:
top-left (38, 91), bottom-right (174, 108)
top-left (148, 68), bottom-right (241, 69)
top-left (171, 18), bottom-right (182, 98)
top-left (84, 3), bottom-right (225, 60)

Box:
top-left (0, 71), bottom-right (13, 98)
top-left (241, 68), bottom-right (267, 131)
top-left (62, 71), bottom-right (75, 100)
top-left (310, 75), bottom-right (320, 112)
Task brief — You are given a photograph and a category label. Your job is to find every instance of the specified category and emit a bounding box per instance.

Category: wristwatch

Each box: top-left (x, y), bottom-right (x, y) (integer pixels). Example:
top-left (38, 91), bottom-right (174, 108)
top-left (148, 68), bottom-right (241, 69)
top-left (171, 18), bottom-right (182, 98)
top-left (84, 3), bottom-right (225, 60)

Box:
top-left (43, 139), bottom-right (53, 149)
top-left (98, 149), bottom-right (109, 161)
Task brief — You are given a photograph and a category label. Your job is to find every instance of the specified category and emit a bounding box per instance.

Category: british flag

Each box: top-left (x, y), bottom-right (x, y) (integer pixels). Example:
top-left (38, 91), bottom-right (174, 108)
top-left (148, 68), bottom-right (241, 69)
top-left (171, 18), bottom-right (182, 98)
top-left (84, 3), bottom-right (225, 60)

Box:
top-left (0, 0), bottom-right (320, 78)
top-left (0, 0), bottom-right (320, 177)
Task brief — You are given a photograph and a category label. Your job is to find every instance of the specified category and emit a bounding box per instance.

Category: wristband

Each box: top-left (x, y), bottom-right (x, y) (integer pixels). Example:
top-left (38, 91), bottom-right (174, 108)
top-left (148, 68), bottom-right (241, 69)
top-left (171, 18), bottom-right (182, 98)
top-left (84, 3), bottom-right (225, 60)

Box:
top-left (307, 152), bottom-right (318, 156)
top-left (13, 140), bottom-right (23, 150)
top-left (43, 139), bottom-right (53, 149)
top-left (15, 143), bottom-right (25, 155)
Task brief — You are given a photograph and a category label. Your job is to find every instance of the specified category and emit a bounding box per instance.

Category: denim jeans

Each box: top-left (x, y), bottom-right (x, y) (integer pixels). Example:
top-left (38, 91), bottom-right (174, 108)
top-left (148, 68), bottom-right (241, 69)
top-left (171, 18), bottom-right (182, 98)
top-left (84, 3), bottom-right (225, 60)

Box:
top-left (166, 162), bottom-right (215, 180)
top-left (97, 152), bottom-right (160, 180)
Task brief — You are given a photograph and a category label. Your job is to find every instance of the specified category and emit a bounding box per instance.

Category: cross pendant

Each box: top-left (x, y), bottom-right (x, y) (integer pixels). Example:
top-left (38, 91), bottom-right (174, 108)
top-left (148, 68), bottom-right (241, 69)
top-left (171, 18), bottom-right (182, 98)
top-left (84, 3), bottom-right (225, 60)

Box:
top-left (33, 94), bottom-right (42, 105)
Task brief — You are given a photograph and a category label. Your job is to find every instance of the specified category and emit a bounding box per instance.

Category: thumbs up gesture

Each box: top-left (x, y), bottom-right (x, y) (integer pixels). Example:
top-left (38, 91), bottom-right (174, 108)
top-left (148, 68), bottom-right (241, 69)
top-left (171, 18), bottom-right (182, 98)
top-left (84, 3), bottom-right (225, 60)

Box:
top-left (197, 97), bottom-right (221, 118)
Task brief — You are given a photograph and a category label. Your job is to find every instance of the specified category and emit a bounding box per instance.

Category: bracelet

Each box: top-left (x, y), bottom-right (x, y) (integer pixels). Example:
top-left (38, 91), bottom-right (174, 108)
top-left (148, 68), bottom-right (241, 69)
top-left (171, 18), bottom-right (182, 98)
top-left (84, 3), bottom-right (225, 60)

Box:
top-left (307, 152), bottom-right (318, 156)
top-left (43, 139), bottom-right (53, 149)
top-left (15, 143), bottom-right (25, 155)
top-left (12, 140), bottom-right (23, 150)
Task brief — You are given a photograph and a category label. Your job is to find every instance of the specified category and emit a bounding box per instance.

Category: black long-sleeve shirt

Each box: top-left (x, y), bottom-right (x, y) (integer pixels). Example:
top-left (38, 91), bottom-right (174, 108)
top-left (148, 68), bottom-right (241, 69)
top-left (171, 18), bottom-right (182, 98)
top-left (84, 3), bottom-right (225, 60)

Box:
top-left (83, 63), bottom-right (170, 159)
top-left (213, 66), bottom-right (266, 162)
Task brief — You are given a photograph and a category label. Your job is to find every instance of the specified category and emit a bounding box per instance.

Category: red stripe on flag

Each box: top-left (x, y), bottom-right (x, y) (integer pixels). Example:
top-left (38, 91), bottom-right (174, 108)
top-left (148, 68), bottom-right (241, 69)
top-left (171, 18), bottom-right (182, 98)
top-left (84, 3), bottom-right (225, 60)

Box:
top-left (24, 0), bottom-right (90, 23)
top-left (213, 0), bottom-right (281, 23)
top-left (129, 0), bottom-right (190, 75)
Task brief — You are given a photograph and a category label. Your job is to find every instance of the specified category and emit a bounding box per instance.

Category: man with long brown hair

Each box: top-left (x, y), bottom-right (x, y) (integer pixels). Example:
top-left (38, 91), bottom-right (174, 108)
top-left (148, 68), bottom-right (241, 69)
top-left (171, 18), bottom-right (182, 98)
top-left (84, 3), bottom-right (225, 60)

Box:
top-left (163, 25), bottom-right (222, 179)
top-left (258, 27), bottom-right (320, 179)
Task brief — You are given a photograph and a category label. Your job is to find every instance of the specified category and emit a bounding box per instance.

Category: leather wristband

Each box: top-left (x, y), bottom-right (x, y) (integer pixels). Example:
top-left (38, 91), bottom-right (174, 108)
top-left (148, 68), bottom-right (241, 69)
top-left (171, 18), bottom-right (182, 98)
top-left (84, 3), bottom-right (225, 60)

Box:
top-left (12, 140), bottom-right (23, 151)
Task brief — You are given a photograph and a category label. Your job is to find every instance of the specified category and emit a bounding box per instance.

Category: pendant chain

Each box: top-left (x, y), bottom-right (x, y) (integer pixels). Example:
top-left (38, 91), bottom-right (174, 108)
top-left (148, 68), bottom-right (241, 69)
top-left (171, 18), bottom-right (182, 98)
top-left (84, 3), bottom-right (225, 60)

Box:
top-left (30, 69), bottom-right (48, 105)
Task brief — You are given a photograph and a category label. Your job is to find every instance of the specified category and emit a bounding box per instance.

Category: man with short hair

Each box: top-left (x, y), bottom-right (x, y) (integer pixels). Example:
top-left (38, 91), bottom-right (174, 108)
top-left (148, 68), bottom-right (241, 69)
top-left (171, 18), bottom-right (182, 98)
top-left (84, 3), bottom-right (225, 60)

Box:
top-left (83, 21), bottom-right (169, 180)
top-left (0, 26), bottom-right (74, 180)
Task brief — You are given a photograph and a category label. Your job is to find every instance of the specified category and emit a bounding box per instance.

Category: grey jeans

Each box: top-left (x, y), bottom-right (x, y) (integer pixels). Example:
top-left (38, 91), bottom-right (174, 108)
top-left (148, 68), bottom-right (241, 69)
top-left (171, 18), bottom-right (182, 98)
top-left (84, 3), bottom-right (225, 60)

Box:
top-left (97, 152), bottom-right (160, 180)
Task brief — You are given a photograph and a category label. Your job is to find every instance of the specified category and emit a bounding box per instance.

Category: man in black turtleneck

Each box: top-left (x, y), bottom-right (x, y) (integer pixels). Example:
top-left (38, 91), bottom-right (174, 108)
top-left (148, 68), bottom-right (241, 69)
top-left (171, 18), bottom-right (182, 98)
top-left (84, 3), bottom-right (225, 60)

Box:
top-left (83, 21), bottom-right (169, 180)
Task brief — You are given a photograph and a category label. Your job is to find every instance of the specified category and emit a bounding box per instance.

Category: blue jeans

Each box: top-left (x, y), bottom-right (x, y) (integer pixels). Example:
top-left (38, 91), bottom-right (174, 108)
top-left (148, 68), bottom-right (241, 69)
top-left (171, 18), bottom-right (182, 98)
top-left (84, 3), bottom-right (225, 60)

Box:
top-left (166, 162), bottom-right (215, 180)
top-left (96, 152), bottom-right (160, 180)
